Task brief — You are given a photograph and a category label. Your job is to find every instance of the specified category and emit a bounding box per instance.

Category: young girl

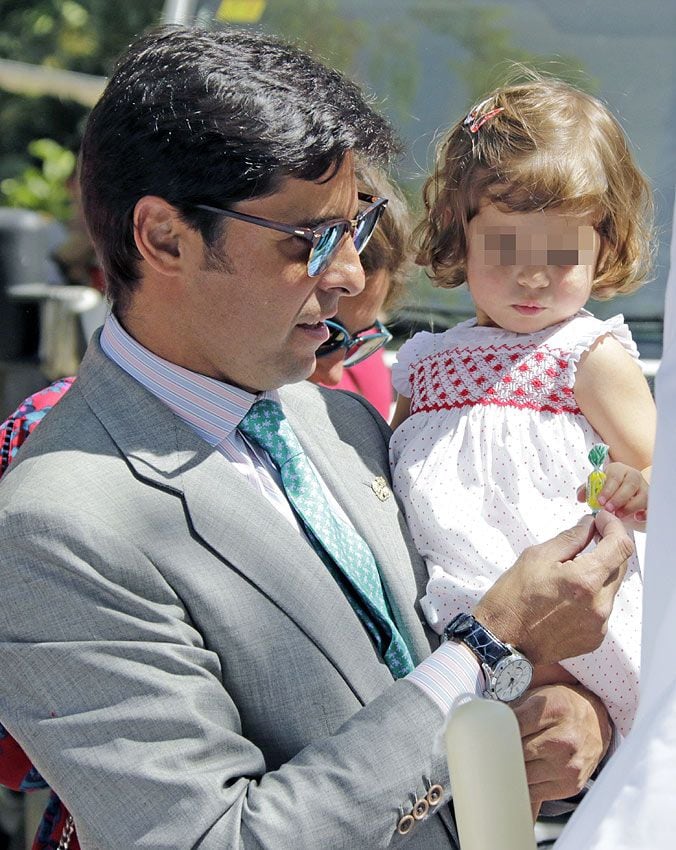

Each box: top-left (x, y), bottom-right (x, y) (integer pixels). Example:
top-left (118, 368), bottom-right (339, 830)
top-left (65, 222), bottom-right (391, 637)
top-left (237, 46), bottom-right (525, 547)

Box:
top-left (390, 73), bottom-right (655, 737)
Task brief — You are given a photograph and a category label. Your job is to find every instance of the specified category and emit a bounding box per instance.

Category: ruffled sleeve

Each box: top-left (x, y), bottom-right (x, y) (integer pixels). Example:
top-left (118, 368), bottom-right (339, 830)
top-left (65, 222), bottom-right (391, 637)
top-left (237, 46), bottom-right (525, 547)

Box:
top-left (567, 312), bottom-right (639, 376)
top-left (391, 331), bottom-right (436, 397)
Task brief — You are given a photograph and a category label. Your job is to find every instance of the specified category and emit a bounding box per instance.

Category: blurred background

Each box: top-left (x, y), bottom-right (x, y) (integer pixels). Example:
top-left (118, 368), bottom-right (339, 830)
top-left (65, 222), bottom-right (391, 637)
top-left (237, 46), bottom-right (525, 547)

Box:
top-left (0, 0), bottom-right (674, 420)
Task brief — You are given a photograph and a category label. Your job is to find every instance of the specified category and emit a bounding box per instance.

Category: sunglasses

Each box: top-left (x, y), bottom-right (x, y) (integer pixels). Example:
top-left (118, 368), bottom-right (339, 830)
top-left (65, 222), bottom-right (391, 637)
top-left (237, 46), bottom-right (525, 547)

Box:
top-left (194, 192), bottom-right (388, 277)
top-left (316, 318), bottom-right (393, 367)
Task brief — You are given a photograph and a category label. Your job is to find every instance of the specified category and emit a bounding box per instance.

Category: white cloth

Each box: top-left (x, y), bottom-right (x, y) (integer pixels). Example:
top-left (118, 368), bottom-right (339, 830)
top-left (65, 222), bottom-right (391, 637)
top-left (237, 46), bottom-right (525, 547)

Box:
top-left (390, 309), bottom-right (642, 736)
top-left (554, 189), bottom-right (676, 849)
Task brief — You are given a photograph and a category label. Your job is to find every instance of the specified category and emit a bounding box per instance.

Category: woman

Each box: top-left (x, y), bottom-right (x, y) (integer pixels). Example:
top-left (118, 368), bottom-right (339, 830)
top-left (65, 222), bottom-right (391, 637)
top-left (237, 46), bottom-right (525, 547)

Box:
top-left (310, 164), bottom-right (412, 419)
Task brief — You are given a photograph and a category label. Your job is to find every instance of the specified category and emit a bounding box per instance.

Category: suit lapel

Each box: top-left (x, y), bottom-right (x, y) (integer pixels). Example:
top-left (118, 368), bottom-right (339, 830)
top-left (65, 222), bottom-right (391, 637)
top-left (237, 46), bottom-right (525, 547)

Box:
top-left (177, 453), bottom-right (397, 703)
top-left (78, 338), bottom-right (396, 703)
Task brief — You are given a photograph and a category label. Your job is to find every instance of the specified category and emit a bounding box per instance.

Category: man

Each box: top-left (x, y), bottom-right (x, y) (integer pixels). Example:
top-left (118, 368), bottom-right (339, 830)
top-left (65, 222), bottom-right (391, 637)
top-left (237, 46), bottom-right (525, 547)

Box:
top-left (0, 26), bottom-right (630, 849)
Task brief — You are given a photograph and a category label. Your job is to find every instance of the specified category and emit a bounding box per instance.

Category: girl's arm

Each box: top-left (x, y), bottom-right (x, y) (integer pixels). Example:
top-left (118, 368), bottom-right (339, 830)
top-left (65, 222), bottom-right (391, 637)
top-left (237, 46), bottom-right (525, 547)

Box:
top-left (390, 394), bottom-right (411, 430)
top-left (574, 333), bottom-right (655, 470)
top-left (574, 333), bottom-right (655, 521)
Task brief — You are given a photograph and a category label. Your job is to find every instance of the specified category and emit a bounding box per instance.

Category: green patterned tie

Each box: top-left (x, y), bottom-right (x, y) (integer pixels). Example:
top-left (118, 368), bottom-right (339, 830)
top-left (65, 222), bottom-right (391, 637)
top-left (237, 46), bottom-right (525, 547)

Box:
top-left (239, 399), bottom-right (414, 678)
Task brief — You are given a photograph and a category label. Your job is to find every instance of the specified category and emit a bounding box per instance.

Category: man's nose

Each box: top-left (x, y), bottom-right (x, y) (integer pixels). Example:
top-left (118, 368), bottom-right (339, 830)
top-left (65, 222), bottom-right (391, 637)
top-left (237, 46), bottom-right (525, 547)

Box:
top-left (317, 234), bottom-right (365, 297)
top-left (516, 266), bottom-right (550, 288)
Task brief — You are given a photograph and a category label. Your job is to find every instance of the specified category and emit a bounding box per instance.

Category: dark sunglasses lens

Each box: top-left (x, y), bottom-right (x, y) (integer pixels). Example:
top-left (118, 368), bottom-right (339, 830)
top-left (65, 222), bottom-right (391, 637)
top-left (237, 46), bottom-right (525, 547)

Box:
top-left (316, 322), bottom-right (348, 357)
top-left (343, 334), bottom-right (387, 367)
top-left (353, 205), bottom-right (384, 254)
top-left (308, 224), bottom-right (347, 276)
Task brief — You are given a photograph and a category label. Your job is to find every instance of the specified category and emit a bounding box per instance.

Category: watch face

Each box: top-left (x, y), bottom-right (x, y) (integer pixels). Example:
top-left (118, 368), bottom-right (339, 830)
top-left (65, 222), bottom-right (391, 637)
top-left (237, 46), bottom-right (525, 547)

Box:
top-left (492, 657), bottom-right (533, 701)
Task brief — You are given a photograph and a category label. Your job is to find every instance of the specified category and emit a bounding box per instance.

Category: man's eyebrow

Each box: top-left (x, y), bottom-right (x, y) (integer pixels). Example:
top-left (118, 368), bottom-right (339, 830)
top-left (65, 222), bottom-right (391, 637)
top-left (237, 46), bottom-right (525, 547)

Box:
top-left (301, 215), bottom-right (333, 230)
top-left (300, 207), bottom-right (359, 230)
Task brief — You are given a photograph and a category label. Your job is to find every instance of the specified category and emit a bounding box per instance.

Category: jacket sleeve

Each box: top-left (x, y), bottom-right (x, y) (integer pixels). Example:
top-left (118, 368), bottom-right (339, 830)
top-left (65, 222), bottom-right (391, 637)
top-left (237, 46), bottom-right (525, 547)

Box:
top-left (0, 501), bottom-right (457, 850)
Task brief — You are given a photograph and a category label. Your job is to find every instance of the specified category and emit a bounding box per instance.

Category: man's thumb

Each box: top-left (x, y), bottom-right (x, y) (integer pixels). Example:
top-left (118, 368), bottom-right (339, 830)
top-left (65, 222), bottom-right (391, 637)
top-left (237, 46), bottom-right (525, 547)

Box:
top-left (539, 515), bottom-right (595, 564)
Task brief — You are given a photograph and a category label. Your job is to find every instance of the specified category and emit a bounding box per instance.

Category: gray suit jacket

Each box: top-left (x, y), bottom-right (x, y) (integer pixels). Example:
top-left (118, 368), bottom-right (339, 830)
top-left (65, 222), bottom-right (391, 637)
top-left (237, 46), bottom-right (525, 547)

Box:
top-left (0, 335), bottom-right (459, 849)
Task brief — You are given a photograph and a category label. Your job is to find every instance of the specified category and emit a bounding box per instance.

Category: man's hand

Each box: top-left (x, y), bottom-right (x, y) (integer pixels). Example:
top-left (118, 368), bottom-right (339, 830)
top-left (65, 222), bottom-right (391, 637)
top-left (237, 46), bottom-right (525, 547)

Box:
top-left (513, 683), bottom-right (612, 820)
top-left (473, 511), bottom-right (633, 664)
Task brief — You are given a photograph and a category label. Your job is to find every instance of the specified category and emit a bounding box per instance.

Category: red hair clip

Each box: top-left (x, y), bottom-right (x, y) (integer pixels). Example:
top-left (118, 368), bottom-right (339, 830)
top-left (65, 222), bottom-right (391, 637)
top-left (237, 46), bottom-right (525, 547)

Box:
top-left (463, 100), bottom-right (505, 134)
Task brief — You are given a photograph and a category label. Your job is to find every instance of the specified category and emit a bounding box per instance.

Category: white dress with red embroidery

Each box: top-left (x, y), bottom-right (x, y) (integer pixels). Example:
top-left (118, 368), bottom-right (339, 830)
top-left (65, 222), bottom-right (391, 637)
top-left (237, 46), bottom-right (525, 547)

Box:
top-left (390, 309), bottom-right (641, 735)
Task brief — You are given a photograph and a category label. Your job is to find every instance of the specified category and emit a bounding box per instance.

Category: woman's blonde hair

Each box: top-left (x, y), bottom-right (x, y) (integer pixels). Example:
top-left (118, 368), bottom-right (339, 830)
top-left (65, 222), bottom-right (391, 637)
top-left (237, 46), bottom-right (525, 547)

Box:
top-left (415, 70), bottom-right (654, 300)
top-left (357, 163), bottom-right (413, 312)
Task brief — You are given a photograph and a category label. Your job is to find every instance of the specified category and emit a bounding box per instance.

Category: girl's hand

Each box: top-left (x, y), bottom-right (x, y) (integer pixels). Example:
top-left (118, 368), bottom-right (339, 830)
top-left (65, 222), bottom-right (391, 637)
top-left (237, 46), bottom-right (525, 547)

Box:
top-left (577, 461), bottom-right (649, 529)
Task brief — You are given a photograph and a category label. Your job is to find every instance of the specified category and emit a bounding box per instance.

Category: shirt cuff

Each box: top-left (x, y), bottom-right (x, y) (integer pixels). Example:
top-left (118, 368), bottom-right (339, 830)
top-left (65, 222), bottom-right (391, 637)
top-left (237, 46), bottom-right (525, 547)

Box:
top-left (406, 640), bottom-right (485, 714)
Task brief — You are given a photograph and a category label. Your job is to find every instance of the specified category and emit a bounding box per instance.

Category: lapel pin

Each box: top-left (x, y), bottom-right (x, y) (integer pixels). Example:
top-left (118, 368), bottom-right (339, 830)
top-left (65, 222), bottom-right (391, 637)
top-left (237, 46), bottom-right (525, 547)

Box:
top-left (371, 476), bottom-right (391, 502)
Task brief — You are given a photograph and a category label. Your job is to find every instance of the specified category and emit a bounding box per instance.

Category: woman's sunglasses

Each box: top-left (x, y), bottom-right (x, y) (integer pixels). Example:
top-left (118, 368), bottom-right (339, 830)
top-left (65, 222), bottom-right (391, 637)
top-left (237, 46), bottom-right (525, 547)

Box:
top-left (194, 192), bottom-right (388, 278)
top-left (316, 318), bottom-right (393, 367)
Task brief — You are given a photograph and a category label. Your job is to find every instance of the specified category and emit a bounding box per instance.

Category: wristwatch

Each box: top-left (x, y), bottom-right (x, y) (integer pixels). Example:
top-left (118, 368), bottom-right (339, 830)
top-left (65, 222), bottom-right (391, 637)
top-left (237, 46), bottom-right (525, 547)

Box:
top-left (443, 613), bottom-right (533, 702)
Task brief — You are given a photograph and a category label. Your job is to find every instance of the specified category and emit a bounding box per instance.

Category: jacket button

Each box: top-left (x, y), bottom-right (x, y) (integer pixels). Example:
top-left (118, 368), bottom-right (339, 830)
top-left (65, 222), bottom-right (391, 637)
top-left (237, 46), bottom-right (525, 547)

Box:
top-left (427, 784), bottom-right (444, 806)
top-left (396, 814), bottom-right (415, 835)
top-left (413, 798), bottom-right (430, 820)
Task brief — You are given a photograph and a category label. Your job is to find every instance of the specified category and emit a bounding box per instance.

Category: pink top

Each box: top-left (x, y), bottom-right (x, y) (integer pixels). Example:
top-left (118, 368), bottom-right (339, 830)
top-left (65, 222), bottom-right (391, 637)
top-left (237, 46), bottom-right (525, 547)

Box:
top-left (323, 350), bottom-right (393, 420)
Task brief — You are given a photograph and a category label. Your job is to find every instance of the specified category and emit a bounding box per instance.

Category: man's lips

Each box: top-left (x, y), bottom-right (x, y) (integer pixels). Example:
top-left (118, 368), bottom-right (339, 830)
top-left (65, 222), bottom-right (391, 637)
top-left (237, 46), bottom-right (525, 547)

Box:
top-left (297, 320), bottom-right (330, 342)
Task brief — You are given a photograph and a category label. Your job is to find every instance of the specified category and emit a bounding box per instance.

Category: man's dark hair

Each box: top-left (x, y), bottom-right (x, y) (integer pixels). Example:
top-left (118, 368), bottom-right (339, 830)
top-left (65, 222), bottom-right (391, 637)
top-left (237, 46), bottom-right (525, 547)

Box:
top-left (79, 25), bottom-right (400, 314)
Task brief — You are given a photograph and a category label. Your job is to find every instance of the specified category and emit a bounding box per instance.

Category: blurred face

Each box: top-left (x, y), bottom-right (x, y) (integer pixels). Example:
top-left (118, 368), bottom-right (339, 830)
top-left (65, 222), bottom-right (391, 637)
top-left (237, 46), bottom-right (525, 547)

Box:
top-left (151, 155), bottom-right (367, 391)
top-left (310, 266), bottom-right (391, 386)
top-left (465, 202), bottom-right (602, 334)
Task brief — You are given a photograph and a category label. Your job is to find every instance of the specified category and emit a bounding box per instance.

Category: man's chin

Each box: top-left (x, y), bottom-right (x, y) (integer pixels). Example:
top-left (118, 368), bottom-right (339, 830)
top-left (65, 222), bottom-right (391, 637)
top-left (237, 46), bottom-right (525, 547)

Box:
top-left (259, 356), bottom-right (318, 391)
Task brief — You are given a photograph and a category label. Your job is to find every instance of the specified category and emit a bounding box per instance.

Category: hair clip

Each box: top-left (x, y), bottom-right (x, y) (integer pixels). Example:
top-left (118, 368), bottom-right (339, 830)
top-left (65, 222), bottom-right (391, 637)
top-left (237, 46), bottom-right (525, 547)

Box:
top-left (463, 98), bottom-right (504, 134)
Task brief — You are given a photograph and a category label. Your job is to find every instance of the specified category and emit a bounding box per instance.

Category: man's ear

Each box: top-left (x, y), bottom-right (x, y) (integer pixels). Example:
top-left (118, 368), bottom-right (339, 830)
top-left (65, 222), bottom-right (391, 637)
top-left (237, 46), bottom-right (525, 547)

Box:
top-left (133, 196), bottom-right (188, 276)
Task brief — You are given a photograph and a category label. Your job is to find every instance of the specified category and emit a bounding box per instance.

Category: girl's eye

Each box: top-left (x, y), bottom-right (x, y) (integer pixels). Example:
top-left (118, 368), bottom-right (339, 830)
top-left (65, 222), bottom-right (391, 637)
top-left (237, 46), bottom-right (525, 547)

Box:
top-left (547, 250), bottom-right (580, 265)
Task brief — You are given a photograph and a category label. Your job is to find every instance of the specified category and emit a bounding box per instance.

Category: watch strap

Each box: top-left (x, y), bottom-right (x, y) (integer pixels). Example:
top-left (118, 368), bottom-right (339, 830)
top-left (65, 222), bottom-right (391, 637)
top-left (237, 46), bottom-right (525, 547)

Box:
top-left (444, 613), bottom-right (511, 668)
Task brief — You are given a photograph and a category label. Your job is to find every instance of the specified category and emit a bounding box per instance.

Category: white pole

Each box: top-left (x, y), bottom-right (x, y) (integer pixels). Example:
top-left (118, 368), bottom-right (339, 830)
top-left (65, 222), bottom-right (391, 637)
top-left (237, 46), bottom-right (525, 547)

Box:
top-left (445, 696), bottom-right (536, 850)
top-left (161, 0), bottom-right (200, 24)
top-left (0, 59), bottom-right (105, 106)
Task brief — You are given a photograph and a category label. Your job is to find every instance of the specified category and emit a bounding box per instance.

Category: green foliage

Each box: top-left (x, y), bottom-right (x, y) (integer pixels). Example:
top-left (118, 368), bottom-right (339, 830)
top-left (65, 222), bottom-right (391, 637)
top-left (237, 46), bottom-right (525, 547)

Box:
top-left (0, 0), bottom-right (164, 182)
top-left (0, 138), bottom-right (76, 220)
top-left (0, 0), bottom-right (163, 74)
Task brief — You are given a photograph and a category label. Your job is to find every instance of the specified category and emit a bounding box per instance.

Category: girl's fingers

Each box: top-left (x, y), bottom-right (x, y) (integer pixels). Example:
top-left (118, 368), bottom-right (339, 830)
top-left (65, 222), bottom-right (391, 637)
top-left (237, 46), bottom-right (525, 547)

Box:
top-left (601, 475), bottom-right (645, 511)
top-left (612, 493), bottom-right (648, 518)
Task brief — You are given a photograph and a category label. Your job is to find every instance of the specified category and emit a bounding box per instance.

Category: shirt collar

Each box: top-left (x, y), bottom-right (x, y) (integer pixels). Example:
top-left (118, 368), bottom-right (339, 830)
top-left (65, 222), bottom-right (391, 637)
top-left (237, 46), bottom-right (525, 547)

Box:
top-left (100, 313), bottom-right (278, 446)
